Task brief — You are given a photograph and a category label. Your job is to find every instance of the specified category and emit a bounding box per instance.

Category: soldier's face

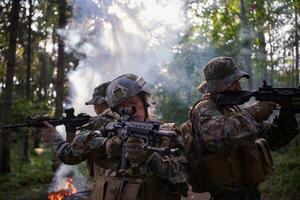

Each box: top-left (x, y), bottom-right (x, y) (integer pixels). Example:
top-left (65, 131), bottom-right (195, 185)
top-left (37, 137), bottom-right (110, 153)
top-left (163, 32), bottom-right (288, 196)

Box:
top-left (118, 95), bottom-right (146, 121)
top-left (94, 103), bottom-right (108, 115)
top-left (226, 80), bottom-right (241, 91)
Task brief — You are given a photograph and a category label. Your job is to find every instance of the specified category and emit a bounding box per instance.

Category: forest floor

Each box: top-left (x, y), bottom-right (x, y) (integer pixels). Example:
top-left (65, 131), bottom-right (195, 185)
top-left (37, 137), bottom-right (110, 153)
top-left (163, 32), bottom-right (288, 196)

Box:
top-left (0, 141), bottom-right (299, 200)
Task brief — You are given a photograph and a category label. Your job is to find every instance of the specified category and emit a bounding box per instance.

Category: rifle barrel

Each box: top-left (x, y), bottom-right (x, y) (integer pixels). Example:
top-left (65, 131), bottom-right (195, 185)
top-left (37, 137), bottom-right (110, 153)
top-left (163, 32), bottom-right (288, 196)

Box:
top-left (3, 123), bottom-right (32, 129)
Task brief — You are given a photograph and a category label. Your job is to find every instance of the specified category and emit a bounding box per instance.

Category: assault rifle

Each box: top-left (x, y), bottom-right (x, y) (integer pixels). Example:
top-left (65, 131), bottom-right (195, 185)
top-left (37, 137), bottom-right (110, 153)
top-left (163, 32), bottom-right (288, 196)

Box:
top-left (2, 108), bottom-right (92, 129)
top-left (216, 81), bottom-right (300, 112)
top-left (105, 120), bottom-right (179, 169)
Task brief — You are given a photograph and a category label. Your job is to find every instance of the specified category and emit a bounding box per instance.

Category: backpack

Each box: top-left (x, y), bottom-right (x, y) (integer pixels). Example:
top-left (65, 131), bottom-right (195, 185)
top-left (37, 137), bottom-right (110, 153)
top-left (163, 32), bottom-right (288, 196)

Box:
top-left (179, 104), bottom-right (208, 193)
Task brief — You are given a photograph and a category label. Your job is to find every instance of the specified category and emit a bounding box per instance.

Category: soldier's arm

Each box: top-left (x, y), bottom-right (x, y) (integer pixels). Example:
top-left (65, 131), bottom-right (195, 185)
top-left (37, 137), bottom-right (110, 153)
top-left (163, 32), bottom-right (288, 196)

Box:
top-left (52, 130), bottom-right (107, 165)
top-left (261, 111), bottom-right (299, 150)
top-left (42, 122), bottom-right (87, 165)
top-left (141, 136), bottom-right (188, 184)
top-left (192, 99), bottom-right (261, 152)
top-left (52, 133), bottom-right (87, 165)
top-left (244, 101), bottom-right (299, 150)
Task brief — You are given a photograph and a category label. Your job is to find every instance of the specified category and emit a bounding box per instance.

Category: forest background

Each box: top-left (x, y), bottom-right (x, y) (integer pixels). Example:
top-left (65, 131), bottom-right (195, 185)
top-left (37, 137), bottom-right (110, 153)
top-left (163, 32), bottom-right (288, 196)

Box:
top-left (0, 0), bottom-right (299, 199)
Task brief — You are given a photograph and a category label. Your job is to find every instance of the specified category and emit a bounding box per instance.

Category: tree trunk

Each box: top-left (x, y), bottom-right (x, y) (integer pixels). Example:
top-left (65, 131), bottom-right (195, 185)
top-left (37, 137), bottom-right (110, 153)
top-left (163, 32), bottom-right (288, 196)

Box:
top-left (266, 0), bottom-right (274, 86)
top-left (256, 0), bottom-right (268, 84)
top-left (0, 0), bottom-right (21, 174)
top-left (54, 0), bottom-right (67, 117)
top-left (34, 0), bottom-right (50, 148)
top-left (239, 0), bottom-right (253, 90)
top-left (22, 0), bottom-right (33, 162)
top-left (294, 2), bottom-right (299, 86)
top-left (53, 0), bottom-right (67, 170)
top-left (268, 27), bottom-right (274, 86)
top-left (37, 0), bottom-right (49, 102)
top-left (282, 41), bottom-right (288, 86)
top-left (26, 0), bottom-right (32, 100)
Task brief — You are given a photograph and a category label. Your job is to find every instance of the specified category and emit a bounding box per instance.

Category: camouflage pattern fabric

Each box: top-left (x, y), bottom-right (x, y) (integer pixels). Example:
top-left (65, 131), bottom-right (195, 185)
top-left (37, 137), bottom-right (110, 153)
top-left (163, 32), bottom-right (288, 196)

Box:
top-left (191, 95), bottom-right (262, 152)
top-left (138, 124), bottom-right (188, 184)
top-left (79, 108), bottom-right (120, 131)
top-left (52, 116), bottom-right (188, 195)
top-left (203, 57), bottom-right (249, 93)
top-left (54, 129), bottom-right (107, 165)
top-left (52, 109), bottom-right (119, 166)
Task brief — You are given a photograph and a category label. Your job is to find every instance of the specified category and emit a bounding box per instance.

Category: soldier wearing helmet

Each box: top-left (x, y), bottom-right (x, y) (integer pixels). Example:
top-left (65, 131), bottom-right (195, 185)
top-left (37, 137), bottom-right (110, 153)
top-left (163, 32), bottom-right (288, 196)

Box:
top-left (42, 74), bottom-right (188, 200)
top-left (186, 57), bottom-right (298, 199)
top-left (82, 73), bottom-right (188, 200)
top-left (106, 73), bottom-right (152, 121)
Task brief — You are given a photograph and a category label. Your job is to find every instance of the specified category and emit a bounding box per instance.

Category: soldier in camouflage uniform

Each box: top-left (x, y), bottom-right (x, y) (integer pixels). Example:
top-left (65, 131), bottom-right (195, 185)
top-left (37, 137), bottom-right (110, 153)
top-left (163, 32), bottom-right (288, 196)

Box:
top-left (42, 81), bottom-right (119, 177)
top-left (83, 81), bottom-right (120, 131)
top-left (43, 74), bottom-right (188, 200)
top-left (187, 57), bottom-right (299, 200)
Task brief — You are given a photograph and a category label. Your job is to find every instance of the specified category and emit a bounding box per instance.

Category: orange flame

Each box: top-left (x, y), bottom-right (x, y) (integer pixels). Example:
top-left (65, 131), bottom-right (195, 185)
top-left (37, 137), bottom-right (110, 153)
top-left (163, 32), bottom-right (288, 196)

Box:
top-left (48, 178), bottom-right (77, 200)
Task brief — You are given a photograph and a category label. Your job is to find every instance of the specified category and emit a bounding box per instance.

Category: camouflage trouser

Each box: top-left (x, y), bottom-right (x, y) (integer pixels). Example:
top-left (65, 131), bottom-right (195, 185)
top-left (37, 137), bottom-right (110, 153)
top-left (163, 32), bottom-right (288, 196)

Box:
top-left (211, 187), bottom-right (260, 200)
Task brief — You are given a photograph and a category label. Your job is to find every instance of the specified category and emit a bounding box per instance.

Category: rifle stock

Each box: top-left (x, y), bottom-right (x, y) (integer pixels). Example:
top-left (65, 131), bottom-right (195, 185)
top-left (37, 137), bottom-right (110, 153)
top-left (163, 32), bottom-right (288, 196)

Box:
top-left (216, 83), bottom-right (300, 113)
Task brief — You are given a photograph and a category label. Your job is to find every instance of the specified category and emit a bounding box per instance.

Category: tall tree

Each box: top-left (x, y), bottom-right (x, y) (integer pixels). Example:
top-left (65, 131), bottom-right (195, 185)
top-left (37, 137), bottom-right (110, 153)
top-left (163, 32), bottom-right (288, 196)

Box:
top-left (294, 1), bottom-right (299, 86)
top-left (22, 0), bottom-right (33, 162)
top-left (239, 0), bottom-right (253, 90)
top-left (255, 0), bottom-right (268, 83)
top-left (54, 0), bottom-right (67, 117)
top-left (26, 0), bottom-right (33, 99)
top-left (0, 0), bottom-right (21, 174)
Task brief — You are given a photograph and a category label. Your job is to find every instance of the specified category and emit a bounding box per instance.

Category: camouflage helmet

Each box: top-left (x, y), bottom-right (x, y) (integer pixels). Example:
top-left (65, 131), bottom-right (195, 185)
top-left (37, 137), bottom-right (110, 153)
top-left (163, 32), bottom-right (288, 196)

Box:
top-left (106, 73), bottom-right (152, 108)
top-left (203, 57), bottom-right (249, 93)
top-left (85, 81), bottom-right (110, 105)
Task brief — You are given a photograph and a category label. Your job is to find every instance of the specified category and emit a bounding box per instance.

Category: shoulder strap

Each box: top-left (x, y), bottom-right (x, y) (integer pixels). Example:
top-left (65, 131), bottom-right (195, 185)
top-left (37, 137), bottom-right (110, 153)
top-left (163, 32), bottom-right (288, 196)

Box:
top-left (187, 98), bottom-right (208, 155)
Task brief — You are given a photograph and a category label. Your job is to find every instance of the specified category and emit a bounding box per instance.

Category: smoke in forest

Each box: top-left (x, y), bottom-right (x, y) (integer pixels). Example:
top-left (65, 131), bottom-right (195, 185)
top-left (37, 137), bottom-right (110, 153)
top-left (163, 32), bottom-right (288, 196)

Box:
top-left (62, 0), bottom-right (186, 114)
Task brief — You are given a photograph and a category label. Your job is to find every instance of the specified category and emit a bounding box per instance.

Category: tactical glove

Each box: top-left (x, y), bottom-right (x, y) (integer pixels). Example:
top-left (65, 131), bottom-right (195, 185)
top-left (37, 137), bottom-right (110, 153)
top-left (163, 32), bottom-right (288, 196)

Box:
top-left (105, 136), bottom-right (122, 158)
top-left (125, 137), bottom-right (151, 164)
top-left (245, 101), bottom-right (278, 122)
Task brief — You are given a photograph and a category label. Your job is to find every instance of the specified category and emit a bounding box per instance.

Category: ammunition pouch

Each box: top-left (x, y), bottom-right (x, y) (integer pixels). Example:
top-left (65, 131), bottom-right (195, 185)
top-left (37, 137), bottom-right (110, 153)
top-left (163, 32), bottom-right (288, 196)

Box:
top-left (202, 139), bottom-right (273, 189)
top-left (91, 176), bottom-right (142, 200)
top-left (255, 138), bottom-right (273, 176)
top-left (203, 148), bottom-right (243, 188)
top-left (91, 176), bottom-right (181, 200)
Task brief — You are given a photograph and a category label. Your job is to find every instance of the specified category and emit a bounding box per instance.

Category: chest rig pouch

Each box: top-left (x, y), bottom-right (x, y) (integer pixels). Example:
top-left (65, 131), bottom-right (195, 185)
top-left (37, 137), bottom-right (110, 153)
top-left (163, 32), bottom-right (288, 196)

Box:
top-left (91, 176), bottom-right (142, 200)
top-left (91, 176), bottom-right (182, 200)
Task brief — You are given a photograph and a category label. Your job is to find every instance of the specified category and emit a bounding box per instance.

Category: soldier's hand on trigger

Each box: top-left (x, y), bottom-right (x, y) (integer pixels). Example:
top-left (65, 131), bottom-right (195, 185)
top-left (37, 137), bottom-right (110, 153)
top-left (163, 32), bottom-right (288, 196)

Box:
top-left (125, 137), bottom-right (151, 164)
top-left (41, 121), bottom-right (59, 143)
top-left (245, 101), bottom-right (279, 122)
top-left (105, 136), bottom-right (122, 158)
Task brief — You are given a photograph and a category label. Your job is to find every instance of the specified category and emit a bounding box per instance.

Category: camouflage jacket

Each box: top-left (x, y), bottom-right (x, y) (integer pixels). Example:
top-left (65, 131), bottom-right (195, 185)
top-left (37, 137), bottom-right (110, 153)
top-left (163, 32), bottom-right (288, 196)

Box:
top-left (52, 108), bottom-right (119, 165)
top-left (190, 95), bottom-right (262, 153)
top-left (52, 113), bottom-right (187, 188)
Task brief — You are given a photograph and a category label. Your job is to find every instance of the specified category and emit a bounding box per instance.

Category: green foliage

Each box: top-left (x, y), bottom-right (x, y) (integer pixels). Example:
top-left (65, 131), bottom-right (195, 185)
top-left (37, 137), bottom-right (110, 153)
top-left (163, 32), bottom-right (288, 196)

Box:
top-left (155, 87), bottom-right (191, 124)
top-left (0, 147), bottom-right (53, 199)
top-left (260, 146), bottom-right (300, 199)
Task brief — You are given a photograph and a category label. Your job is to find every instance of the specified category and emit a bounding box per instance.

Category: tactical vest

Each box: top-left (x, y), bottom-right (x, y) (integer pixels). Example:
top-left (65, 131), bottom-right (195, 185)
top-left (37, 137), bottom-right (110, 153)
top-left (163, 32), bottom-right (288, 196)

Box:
top-left (90, 123), bottom-right (182, 200)
top-left (181, 98), bottom-right (273, 193)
